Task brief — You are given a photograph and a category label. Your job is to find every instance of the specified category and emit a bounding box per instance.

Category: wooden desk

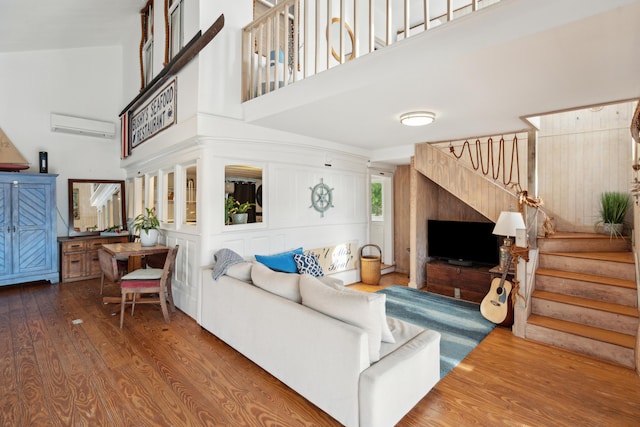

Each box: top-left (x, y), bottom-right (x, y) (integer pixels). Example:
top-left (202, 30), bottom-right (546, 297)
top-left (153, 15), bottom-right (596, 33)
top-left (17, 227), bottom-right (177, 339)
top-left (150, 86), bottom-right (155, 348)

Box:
top-left (101, 243), bottom-right (170, 307)
top-left (102, 242), bottom-right (170, 272)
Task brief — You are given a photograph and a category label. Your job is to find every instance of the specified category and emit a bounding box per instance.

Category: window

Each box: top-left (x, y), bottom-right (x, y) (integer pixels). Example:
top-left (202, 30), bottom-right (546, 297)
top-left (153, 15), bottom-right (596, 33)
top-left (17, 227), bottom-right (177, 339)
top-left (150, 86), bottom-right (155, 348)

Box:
top-left (126, 178), bottom-right (135, 220)
top-left (167, 0), bottom-right (184, 62)
top-left (140, 1), bottom-right (154, 88)
top-left (225, 165), bottom-right (263, 225)
top-left (184, 165), bottom-right (197, 225)
top-left (148, 174), bottom-right (157, 213)
top-left (162, 170), bottom-right (175, 224)
top-left (371, 181), bottom-right (383, 220)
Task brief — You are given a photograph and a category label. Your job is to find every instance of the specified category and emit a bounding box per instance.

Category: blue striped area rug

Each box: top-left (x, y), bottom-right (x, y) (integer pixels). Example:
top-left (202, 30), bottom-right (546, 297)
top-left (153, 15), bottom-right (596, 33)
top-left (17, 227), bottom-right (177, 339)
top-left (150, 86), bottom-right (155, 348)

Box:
top-left (377, 286), bottom-right (496, 378)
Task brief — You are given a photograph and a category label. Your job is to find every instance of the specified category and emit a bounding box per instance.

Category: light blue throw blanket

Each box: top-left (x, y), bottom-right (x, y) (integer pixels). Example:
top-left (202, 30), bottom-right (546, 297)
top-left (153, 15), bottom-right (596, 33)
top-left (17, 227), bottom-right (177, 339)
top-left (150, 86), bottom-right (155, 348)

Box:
top-left (211, 248), bottom-right (245, 280)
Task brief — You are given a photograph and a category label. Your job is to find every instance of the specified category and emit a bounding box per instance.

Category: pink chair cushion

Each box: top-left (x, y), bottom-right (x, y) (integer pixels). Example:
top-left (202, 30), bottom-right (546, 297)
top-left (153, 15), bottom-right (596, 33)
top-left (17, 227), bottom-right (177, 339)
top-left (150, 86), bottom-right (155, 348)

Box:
top-left (121, 268), bottom-right (163, 281)
top-left (121, 279), bottom-right (160, 289)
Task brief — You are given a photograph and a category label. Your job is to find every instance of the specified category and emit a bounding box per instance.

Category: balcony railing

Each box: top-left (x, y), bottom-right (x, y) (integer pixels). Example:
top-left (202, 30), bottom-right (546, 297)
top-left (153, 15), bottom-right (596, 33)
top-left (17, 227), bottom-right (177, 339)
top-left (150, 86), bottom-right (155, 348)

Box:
top-left (242, 0), bottom-right (500, 101)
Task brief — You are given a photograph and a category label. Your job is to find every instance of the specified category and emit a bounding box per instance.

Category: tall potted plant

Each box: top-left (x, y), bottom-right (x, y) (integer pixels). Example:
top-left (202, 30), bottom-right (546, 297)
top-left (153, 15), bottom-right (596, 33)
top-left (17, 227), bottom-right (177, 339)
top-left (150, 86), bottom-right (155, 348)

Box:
top-left (596, 191), bottom-right (630, 237)
top-left (133, 207), bottom-right (161, 246)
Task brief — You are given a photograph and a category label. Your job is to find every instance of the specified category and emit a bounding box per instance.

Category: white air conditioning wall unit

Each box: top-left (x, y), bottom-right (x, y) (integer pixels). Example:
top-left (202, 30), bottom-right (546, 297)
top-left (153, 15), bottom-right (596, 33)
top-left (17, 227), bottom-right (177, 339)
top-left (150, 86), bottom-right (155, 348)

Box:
top-left (50, 113), bottom-right (116, 139)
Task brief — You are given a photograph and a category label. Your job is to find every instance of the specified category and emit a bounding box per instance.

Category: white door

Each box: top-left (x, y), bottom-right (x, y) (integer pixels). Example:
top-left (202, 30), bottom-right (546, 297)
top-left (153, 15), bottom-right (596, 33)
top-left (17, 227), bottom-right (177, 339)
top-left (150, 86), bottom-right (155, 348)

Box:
top-left (369, 172), bottom-right (393, 266)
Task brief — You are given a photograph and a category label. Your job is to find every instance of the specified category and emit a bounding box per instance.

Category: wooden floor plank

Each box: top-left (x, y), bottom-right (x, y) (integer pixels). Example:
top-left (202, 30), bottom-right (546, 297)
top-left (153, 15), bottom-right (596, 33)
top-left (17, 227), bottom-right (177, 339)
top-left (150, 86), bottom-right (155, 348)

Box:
top-left (1, 278), bottom-right (639, 426)
top-left (8, 285), bottom-right (55, 426)
top-left (32, 284), bottom-right (115, 425)
top-left (0, 286), bottom-right (20, 426)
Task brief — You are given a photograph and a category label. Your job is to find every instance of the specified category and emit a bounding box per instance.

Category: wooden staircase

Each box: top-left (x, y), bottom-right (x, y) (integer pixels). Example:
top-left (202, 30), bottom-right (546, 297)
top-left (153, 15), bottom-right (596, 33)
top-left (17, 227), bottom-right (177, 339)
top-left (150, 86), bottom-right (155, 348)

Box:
top-left (527, 232), bottom-right (638, 368)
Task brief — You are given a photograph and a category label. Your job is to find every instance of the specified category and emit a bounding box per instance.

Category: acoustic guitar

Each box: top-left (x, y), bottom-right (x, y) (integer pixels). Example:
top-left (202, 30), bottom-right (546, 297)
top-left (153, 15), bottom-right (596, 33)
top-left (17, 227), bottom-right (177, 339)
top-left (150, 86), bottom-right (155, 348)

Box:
top-left (480, 256), bottom-right (513, 324)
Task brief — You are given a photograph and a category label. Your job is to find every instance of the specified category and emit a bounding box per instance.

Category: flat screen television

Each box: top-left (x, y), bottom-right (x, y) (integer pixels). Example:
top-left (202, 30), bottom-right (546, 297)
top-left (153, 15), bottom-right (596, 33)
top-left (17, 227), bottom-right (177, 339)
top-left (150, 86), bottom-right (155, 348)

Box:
top-left (427, 219), bottom-right (499, 267)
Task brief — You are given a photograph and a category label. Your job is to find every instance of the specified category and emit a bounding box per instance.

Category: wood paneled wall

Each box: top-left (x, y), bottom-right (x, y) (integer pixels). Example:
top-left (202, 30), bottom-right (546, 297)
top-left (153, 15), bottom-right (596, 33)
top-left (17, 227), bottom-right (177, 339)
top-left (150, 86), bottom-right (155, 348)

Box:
top-left (414, 141), bottom-right (519, 223)
top-left (409, 157), bottom-right (433, 288)
top-left (397, 154), bottom-right (501, 288)
top-left (537, 102), bottom-right (635, 233)
top-left (394, 165), bottom-right (410, 274)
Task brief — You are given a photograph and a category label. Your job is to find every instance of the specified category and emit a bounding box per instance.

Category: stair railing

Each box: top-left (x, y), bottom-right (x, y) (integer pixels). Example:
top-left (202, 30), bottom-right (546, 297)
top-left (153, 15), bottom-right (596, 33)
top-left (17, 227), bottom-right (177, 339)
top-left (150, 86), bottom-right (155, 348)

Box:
top-left (242, 0), bottom-right (499, 101)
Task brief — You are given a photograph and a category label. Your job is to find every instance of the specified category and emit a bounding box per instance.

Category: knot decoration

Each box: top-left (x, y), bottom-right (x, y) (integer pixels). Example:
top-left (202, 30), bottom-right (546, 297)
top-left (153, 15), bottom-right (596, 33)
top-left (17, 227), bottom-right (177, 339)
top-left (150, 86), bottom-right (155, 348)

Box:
top-left (509, 245), bottom-right (529, 306)
top-left (514, 185), bottom-right (556, 237)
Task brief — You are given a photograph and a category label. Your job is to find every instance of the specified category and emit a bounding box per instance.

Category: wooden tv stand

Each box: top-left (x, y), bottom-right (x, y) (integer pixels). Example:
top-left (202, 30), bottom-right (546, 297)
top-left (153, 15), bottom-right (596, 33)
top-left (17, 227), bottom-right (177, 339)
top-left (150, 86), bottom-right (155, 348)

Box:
top-left (425, 260), bottom-right (493, 303)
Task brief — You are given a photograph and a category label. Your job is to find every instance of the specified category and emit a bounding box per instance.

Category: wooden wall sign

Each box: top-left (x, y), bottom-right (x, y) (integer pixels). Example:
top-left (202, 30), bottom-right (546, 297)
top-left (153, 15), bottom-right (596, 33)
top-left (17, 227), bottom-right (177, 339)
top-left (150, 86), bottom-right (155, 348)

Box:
top-left (120, 14), bottom-right (225, 158)
top-left (130, 77), bottom-right (176, 148)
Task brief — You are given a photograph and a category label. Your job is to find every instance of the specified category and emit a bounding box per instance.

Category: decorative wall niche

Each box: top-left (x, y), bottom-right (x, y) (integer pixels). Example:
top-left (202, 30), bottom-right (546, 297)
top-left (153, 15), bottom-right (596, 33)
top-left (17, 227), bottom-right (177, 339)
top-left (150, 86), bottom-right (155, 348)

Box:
top-left (225, 164), bottom-right (263, 225)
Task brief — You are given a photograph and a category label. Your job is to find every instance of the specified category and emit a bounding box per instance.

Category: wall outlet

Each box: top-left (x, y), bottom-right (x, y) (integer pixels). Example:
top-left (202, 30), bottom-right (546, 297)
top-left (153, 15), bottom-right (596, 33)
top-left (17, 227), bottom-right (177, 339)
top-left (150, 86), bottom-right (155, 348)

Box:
top-left (454, 287), bottom-right (461, 299)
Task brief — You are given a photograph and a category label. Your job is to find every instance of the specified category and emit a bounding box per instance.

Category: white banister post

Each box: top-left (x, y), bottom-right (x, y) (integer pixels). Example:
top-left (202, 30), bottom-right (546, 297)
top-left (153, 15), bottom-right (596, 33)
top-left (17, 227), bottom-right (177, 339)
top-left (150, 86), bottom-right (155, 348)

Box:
top-left (340, 0), bottom-right (345, 63)
top-left (326, 0), bottom-right (332, 68)
top-left (353, 0), bottom-right (358, 58)
top-left (424, 0), bottom-right (429, 31)
top-left (369, 0), bottom-right (374, 53)
top-left (404, 0), bottom-right (410, 39)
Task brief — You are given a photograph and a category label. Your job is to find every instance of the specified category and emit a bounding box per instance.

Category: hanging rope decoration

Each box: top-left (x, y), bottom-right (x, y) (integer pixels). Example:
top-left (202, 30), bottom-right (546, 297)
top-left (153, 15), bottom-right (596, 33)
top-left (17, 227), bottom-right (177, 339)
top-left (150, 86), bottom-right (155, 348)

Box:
top-left (138, 0), bottom-right (153, 93)
top-left (449, 136), bottom-right (520, 187)
top-left (631, 100), bottom-right (640, 144)
top-left (163, 0), bottom-right (170, 66)
top-left (139, 11), bottom-right (146, 92)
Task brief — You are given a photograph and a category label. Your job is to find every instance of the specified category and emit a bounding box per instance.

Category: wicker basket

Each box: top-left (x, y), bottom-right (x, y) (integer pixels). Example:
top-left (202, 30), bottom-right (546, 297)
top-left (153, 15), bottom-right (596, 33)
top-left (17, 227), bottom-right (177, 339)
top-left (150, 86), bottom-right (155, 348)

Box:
top-left (359, 244), bottom-right (382, 285)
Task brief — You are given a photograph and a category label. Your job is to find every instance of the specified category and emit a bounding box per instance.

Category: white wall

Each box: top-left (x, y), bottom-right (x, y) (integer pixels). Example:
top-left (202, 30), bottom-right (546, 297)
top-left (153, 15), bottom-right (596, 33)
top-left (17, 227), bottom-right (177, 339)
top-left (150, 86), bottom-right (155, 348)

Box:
top-left (0, 46), bottom-right (125, 236)
top-left (114, 1), bottom-right (372, 322)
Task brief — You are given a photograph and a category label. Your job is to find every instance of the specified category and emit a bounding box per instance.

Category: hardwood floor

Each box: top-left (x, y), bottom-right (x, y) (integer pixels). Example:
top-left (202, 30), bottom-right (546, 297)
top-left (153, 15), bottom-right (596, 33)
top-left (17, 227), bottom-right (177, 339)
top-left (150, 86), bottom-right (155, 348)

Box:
top-left (1, 277), bottom-right (639, 426)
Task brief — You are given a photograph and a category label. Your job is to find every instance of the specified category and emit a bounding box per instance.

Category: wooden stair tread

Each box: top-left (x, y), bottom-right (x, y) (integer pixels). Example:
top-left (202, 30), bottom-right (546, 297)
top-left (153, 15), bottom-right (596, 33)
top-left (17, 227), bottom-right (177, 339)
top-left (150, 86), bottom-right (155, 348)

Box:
top-left (541, 251), bottom-right (634, 264)
top-left (539, 232), bottom-right (631, 241)
top-left (536, 268), bottom-right (636, 289)
top-left (528, 314), bottom-right (636, 349)
top-left (533, 290), bottom-right (639, 318)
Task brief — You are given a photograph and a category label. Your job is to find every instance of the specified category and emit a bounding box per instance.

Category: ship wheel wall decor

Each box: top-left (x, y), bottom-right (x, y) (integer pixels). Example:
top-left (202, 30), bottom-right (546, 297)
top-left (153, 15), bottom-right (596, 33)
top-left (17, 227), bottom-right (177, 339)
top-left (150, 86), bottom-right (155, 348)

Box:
top-left (310, 178), bottom-right (334, 217)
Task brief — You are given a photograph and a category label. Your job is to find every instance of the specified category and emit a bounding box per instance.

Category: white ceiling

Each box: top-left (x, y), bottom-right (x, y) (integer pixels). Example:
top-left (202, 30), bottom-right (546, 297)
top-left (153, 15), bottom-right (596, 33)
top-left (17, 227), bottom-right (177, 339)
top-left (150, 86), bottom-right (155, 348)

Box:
top-left (1, 0), bottom-right (639, 166)
top-left (244, 0), bottom-right (640, 164)
top-left (0, 0), bottom-right (145, 52)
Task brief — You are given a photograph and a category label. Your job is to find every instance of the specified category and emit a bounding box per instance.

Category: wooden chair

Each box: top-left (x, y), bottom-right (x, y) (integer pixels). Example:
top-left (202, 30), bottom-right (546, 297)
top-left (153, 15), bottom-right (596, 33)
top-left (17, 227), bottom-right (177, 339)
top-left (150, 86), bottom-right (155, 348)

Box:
top-left (119, 245), bottom-right (179, 328)
top-left (98, 248), bottom-right (122, 295)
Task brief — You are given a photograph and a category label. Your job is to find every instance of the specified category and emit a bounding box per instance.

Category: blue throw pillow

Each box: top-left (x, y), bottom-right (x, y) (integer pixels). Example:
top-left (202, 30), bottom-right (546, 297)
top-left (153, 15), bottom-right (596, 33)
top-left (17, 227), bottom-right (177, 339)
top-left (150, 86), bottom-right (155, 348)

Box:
top-left (255, 247), bottom-right (303, 273)
top-left (294, 253), bottom-right (324, 277)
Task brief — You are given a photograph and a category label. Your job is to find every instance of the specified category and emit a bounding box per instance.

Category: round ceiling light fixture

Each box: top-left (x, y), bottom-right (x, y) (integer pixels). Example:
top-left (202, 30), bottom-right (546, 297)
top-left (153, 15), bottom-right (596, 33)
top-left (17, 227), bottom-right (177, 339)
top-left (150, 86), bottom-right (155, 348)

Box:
top-left (400, 111), bottom-right (436, 126)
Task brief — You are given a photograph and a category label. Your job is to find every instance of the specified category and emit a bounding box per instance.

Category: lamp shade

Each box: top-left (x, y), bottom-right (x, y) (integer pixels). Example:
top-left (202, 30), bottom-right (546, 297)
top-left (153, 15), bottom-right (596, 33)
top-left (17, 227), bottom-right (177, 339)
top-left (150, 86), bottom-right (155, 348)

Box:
top-left (492, 211), bottom-right (525, 237)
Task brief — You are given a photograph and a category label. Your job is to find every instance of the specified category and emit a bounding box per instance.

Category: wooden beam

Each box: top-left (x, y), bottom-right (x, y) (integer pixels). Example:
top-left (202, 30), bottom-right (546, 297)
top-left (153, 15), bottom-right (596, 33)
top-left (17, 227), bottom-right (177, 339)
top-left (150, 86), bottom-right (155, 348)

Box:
top-left (120, 14), bottom-right (225, 116)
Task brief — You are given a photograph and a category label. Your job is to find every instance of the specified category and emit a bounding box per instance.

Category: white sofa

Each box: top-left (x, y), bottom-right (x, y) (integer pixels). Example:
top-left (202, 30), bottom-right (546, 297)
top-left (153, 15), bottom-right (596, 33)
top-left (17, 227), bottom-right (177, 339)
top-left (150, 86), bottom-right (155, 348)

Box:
top-left (200, 261), bottom-right (441, 427)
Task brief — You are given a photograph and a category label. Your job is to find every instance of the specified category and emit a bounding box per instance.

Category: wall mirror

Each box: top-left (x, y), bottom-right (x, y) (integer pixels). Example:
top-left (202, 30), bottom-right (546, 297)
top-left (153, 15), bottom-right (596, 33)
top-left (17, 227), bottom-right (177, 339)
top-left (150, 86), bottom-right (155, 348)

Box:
top-left (68, 179), bottom-right (127, 237)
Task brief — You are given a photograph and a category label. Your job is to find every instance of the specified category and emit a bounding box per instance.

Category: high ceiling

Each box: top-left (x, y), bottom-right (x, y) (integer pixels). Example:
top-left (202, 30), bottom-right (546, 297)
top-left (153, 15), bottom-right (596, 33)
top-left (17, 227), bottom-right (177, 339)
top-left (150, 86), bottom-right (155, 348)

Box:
top-left (1, 0), bottom-right (639, 165)
top-left (244, 0), bottom-right (640, 163)
top-left (0, 0), bottom-right (145, 53)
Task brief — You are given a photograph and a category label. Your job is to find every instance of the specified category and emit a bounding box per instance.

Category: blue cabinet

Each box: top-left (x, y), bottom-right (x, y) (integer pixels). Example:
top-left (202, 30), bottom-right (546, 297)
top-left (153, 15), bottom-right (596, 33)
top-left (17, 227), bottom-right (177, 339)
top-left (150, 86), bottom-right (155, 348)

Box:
top-left (0, 172), bottom-right (58, 286)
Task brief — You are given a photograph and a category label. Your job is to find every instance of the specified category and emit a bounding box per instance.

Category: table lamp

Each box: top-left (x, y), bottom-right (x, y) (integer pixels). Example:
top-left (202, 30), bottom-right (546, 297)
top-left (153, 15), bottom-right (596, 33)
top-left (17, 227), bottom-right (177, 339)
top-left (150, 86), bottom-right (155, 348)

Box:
top-left (493, 211), bottom-right (525, 271)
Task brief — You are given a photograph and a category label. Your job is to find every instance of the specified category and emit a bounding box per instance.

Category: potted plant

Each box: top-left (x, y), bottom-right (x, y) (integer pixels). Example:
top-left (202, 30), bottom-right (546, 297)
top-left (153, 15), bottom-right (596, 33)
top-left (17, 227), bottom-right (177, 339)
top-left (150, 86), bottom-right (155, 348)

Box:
top-left (226, 196), bottom-right (255, 224)
top-left (596, 191), bottom-right (630, 237)
top-left (133, 207), bottom-right (161, 246)
top-left (225, 195), bottom-right (236, 225)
